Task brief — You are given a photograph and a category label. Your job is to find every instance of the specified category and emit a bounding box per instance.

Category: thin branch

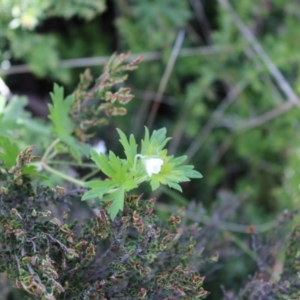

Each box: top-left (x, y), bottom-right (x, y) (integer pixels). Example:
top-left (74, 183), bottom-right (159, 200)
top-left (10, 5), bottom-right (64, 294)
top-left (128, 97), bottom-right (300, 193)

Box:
top-left (132, 88), bottom-right (175, 105)
top-left (218, 0), bottom-right (300, 108)
top-left (45, 234), bottom-right (69, 252)
top-left (147, 29), bottom-right (186, 129)
top-left (0, 45), bottom-right (232, 76)
top-left (131, 83), bottom-right (154, 135)
top-left (185, 80), bottom-right (248, 161)
top-left (220, 285), bottom-right (232, 300)
top-left (235, 101), bottom-right (293, 131)
top-left (183, 1), bottom-right (300, 161)
top-left (190, 0), bottom-right (212, 43)
top-left (156, 203), bottom-right (280, 233)
top-left (168, 118), bottom-right (186, 155)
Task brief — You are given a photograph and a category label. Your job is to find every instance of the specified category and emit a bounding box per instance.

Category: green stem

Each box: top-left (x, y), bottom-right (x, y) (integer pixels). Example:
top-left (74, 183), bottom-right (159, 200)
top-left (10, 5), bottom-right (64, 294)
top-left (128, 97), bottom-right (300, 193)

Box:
top-left (41, 138), bottom-right (60, 163)
top-left (82, 169), bottom-right (101, 181)
top-left (42, 163), bottom-right (85, 187)
top-left (133, 154), bottom-right (143, 171)
top-left (49, 160), bottom-right (97, 168)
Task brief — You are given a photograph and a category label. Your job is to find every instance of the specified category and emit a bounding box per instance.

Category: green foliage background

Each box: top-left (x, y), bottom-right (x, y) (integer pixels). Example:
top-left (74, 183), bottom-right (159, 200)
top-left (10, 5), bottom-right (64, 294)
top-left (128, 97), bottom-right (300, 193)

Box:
top-left (1, 0), bottom-right (300, 299)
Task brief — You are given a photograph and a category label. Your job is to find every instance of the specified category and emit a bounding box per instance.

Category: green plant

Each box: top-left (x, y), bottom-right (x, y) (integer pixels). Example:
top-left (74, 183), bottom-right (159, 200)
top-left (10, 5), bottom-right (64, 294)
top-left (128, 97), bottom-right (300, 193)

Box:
top-left (0, 53), bottom-right (209, 299)
top-left (83, 127), bottom-right (202, 219)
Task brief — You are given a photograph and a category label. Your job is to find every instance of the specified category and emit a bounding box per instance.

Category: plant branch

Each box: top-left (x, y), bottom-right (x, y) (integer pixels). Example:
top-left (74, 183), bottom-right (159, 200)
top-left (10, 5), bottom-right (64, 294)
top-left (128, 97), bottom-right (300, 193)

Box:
top-left (185, 80), bottom-right (248, 161)
top-left (218, 0), bottom-right (300, 108)
top-left (0, 45), bottom-right (234, 75)
top-left (147, 29), bottom-right (185, 129)
top-left (156, 202), bottom-right (280, 233)
top-left (49, 160), bottom-right (97, 168)
top-left (190, 0), bottom-right (212, 44)
top-left (184, 44), bottom-right (300, 161)
top-left (42, 163), bottom-right (85, 187)
top-left (234, 101), bottom-right (294, 131)
top-left (41, 138), bottom-right (60, 164)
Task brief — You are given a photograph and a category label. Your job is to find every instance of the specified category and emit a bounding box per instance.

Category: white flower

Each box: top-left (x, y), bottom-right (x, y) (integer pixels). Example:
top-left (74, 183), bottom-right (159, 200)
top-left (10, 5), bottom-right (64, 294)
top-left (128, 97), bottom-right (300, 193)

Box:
top-left (92, 140), bottom-right (107, 154)
top-left (9, 18), bottom-right (21, 29)
top-left (144, 157), bottom-right (164, 177)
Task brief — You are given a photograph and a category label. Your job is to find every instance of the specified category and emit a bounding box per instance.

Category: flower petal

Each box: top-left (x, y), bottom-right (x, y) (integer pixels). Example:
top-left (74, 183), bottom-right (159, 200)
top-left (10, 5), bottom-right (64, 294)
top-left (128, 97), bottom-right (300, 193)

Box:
top-left (144, 158), bottom-right (164, 177)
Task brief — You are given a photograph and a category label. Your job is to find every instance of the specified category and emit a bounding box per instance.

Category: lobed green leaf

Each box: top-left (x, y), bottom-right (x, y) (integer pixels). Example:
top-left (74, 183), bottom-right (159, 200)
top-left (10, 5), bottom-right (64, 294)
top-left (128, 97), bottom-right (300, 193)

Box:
top-left (105, 188), bottom-right (125, 220)
top-left (117, 128), bottom-right (137, 166)
top-left (90, 149), bottom-right (115, 178)
top-left (48, 84), bottom-right (74, 139)
top-left (0, 135), bottom-right (19, 168)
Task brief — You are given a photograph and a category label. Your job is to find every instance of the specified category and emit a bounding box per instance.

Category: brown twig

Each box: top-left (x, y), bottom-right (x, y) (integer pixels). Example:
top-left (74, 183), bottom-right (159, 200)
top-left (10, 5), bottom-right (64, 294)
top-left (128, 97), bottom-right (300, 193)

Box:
top-left (146, 29), bottom-right (186, 129)
top-left (190, 0), bottom-right (212, 43)
top-left (0, 45), bottom-right (231, 76)
top-left (235, 101), bottom-right (293, 131)
top-left (185, 80), bottom-right (248, 161)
